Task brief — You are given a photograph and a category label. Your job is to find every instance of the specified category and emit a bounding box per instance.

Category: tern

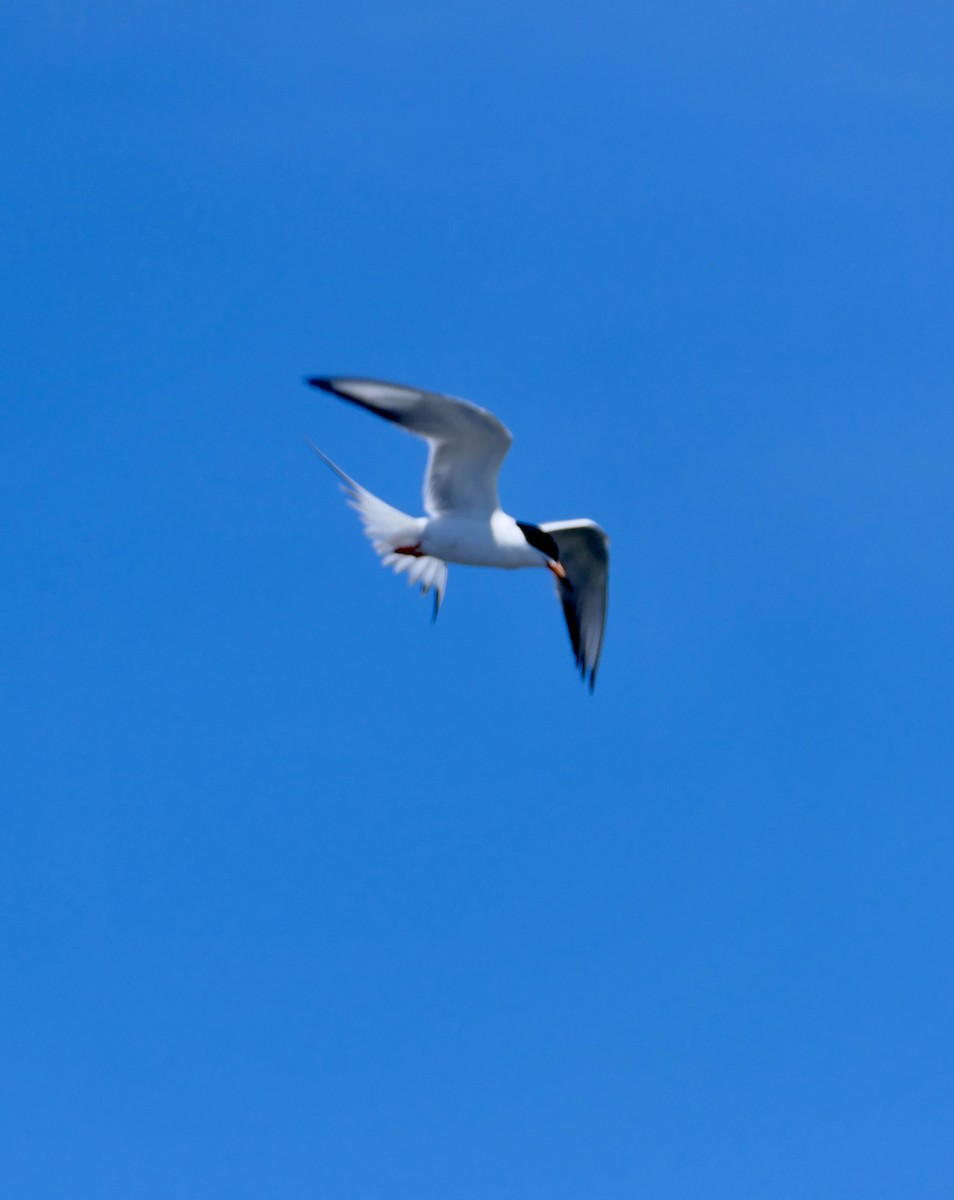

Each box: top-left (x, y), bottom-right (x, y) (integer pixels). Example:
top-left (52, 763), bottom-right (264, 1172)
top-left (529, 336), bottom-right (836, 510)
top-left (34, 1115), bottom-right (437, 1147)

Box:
top-left (306, 377), bottom-right (610, 690)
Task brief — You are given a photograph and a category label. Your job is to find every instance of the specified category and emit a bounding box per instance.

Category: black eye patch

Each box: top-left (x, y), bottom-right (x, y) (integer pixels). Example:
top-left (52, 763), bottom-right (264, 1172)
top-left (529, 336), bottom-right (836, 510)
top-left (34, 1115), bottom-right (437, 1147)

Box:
top-left (516, 521), bottom-right (560, 561)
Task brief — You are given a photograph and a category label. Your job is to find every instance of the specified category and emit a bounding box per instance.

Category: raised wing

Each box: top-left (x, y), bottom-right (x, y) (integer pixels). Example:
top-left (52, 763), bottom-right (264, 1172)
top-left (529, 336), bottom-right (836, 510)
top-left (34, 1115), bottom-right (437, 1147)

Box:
top-left (539, 520), bottom-right (610, 691)
top-left (307, 377), bottom-right (513, 517)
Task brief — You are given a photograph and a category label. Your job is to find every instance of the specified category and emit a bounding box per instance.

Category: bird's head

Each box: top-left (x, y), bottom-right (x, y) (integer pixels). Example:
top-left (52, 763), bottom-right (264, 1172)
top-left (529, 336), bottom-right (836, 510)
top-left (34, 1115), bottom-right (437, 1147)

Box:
top-left (516, 521), bottom-right (568, 582)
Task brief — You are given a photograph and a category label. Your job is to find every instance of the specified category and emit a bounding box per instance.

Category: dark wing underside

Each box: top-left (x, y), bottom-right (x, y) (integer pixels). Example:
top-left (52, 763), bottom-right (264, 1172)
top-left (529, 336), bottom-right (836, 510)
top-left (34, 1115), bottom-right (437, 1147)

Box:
top-left (538, 520), bottom-right (610, 691)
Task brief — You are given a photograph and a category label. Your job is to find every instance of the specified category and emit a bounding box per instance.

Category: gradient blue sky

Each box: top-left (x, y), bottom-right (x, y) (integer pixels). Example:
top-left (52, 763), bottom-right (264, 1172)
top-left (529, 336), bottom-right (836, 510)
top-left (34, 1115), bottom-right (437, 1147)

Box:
top-left (4, 2), bottom-right (954, 1196)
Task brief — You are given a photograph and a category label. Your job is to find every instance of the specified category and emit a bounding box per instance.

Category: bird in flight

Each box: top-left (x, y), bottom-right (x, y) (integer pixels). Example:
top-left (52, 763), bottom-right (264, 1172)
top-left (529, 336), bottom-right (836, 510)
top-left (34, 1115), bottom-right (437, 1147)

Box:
top-left (306, 377), bottom-right (610, 690)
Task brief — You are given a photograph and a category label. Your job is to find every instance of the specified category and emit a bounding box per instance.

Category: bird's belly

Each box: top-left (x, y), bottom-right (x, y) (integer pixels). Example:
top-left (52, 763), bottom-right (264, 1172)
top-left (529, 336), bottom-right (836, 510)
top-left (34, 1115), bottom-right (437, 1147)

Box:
top-left (421, 518), bottom-right (522, 568)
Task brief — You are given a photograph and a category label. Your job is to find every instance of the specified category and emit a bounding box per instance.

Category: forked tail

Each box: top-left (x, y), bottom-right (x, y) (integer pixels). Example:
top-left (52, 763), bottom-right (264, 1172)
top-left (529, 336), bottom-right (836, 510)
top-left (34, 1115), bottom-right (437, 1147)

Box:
top-left (305, 438), bottom-right (448, 618)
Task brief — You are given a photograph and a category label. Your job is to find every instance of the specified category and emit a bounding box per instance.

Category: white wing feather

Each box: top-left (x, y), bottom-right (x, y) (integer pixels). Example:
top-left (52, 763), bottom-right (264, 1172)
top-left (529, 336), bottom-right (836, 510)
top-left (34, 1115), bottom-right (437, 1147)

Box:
top-left (309, 378), bottom-right (513, 517)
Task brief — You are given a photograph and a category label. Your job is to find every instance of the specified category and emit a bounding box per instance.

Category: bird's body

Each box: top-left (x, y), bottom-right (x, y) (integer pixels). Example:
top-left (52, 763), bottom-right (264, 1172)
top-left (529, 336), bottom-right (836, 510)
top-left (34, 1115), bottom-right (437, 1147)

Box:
top-left (306, 376), bottom-right (610, 689)
top-left (420, 511), bottom-right (547, 569)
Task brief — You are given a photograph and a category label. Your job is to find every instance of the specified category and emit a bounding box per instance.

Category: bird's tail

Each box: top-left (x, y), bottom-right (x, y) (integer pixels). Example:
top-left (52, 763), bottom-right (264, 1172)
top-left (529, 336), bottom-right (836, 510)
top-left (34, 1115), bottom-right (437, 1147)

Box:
top-left (305, 438), bottom-right (448, 618)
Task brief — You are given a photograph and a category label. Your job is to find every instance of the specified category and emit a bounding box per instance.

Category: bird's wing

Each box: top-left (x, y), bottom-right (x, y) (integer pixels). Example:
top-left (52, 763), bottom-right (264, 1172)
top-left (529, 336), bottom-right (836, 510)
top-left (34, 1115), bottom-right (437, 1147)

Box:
top-left (308, 377), bottom-right (513, 517)
top-left (538, 520), bottom-right (610, 691)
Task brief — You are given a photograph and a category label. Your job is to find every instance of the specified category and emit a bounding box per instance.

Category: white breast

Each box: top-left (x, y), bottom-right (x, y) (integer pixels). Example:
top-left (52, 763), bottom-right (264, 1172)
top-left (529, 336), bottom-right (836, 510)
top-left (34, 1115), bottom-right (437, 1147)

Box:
top-left (421, 511), bottom-right (545, 569)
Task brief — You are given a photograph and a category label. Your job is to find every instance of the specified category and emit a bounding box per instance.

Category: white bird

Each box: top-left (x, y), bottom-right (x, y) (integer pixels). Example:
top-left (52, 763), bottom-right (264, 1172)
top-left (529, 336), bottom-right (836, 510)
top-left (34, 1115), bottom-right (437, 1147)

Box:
top-left (306, 377), bottom-right (610, 690)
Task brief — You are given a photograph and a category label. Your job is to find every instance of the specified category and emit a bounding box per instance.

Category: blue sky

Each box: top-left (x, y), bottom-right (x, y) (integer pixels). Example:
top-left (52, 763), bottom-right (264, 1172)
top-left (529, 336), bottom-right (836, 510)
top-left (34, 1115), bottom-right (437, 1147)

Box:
top-left (3, 1), bottom-right (954, 1196)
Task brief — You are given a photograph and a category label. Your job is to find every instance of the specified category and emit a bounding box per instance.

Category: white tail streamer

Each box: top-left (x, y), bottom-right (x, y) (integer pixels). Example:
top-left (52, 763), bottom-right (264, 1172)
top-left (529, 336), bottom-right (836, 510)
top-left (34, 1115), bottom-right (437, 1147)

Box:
top-left (306, 438), bottom-right (448, 618)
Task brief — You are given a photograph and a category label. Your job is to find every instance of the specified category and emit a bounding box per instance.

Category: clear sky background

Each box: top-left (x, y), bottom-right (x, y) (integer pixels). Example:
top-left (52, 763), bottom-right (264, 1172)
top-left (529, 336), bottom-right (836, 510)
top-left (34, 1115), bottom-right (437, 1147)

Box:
top-left (3, 2), bottom-right (953, 1196)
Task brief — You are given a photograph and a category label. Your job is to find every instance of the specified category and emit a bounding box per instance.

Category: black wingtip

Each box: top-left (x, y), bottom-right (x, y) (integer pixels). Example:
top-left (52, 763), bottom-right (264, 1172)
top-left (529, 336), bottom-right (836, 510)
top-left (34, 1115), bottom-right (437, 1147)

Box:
top-left (304, 377), bottom-right (403, 425)
top-left (305, 376), bottom-right (336, 393)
